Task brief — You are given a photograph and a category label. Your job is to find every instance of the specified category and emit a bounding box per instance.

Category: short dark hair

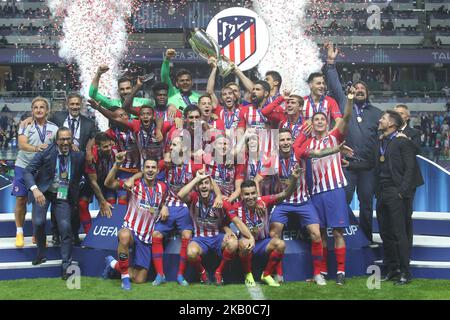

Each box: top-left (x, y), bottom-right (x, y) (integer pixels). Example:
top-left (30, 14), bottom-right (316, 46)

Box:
top-left (265, 71), bottom-right (282, 88)
top-left (353, 80), bottom-right (370, 99)
top-left (118, 77), bottom-right (132, 86)
top-left (279, 127), bottom-right (292, 136)
top-left (254, 80), bottom-right (271, 93)
top-left (176, 69), bottom-right (192, 81)
top-left (94, 132), bottom-right (111, 145)
top-left (139, 105), bottom-right (154, 115)
top-left (241, 180), bottom-right (257, 190)
top-left (307, 72), bottom-right (325, 83)
top-left (143, 157), bottom-right (159, 167)
top-left (395, 104), bottom-right (409, 111)
top-left (288, 95), bottom-right (304, 106)
top-left (67, 92), bottom-right (83, 103)
top-left (384, 110), bottom-right (404, 129)
top-left (56, 127), bottom-right (71, 140)
top-left (198, 94), bottom-right (212, 104)
top-left (152, 82), bottom-right (169, 94)
top-left (312, 111), bottom-right (328, 122)
top-left (183, 105), bottom-right (201, 118)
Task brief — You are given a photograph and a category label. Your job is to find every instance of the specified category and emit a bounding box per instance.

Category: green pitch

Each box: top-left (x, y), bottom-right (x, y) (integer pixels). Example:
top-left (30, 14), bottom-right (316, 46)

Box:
top-left (1, 277), bottom-right (450, 300)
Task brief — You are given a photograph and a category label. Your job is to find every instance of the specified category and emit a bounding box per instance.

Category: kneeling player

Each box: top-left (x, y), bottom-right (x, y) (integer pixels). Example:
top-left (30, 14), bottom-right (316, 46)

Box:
top-left (102, 152), bottom-right (168, 290)
top-left (226, 167), bottom-right (301, 287)
top-left (177, 171), bottom-right (255, 285)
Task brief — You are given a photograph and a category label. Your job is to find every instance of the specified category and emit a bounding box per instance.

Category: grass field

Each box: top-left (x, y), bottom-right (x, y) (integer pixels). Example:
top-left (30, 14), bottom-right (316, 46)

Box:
top-left (1, 277), bottom-right (450, 300)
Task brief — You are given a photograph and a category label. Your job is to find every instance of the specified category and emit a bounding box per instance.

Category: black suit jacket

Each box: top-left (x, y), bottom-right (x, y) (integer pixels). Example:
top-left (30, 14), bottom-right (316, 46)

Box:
top-left (400, 125), bottom-right (422, 154)
top-left (49, 112), bottom-right (98, 152)
top-left (23, 143), bottom-right (85, 207)
top-left (373, 136), bottom-right (424, 199)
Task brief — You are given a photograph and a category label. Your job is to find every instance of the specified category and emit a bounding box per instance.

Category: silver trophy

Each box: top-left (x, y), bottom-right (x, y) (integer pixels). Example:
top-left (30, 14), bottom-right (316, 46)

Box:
top-left (189, 28), bottom-right (234, 78)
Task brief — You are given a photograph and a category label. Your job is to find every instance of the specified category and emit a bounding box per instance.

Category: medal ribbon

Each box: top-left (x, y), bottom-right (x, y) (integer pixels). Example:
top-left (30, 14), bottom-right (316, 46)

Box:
top-left (34, 122), bottom-right (47, 144)
top-left (173, 163), bottom-right (187, 185)
top-left (224, 109), bottom-right (238, 129)
top-left (287, 116), bottom-right (303, 137)
top-left (280, 153), bottom-right (294, 178)
top-left (139, 122), bottom-right (155, 149)
top-left (308, 95), bottom-right (325, 114)
top-left (249, 160), bottom-right (262, 178)
top-left (56, 154), bottom-right (71, 180)
top-left (199, 193), bottom-right (214, 219)
top-left (379, 131), bottom-right (398, 159)
top-left (142, 179), bottom-right (157, 207)
top-left (217, 163), bottom-right (228, 181)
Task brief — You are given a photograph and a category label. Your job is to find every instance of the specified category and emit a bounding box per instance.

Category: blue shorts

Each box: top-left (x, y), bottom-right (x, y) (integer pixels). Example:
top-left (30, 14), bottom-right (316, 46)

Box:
top-left (270, 200), bottom-right (320, 227)
top-left (253, 238), bottom-right (272, 257)
top-left (312, 188), bottom-right (349, 229)
top-left (154, 206), bottom-right (193, 237)
top-left (12, 166), bottom-right (28, 197)
top-left (192, 234), bottom-right (225, 257)
top-left (117, 171), bottom-right (134, 198)
top-left (131, 232), bottom-right (152, 270)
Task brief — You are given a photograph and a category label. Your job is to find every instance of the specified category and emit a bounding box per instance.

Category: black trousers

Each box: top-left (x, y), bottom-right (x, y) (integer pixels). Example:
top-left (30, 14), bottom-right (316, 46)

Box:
top-left (376, 186), bottom-right (410, 275)
top-left (344, 168), bottom-right (376, 242)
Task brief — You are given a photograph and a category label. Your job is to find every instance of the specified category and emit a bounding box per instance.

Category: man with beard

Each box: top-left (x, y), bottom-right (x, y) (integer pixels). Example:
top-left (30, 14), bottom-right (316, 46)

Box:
top-left (82, 132), bottom-right (117, 233)
top-left (89, 65), bottom-right (154, 118)
top-left (162, 49), bottom-right (202, 111)
top-left (212, 86), bottom-right (242, 133)
top-left (103, 153), bottom-right (169, 290)
top-left (324, 42), bottom-right (382, 245)
top-left (178, 171), bottom-right (253, 285)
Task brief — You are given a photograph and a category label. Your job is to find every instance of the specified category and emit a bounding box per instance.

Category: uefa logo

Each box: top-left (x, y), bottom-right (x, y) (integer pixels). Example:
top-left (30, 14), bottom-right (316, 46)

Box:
top-left (206, 7), bottom-right (270, 72)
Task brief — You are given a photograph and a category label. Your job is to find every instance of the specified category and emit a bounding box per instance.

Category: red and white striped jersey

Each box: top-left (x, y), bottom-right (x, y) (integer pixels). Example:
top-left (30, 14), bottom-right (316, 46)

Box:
top-left (215, 105), bottom-right (241, 131)
top-left (119, 179), bottom-right (167, 244)
top-left (205, 160), bottom-right (245, 197)
top-left (105, 127), bottom-right (140, 170)
top-left (163, 160), bottom-right (200, 207)
top-left (127, 119), bottom-right (163, 164)
top-left (265, 154), bottom-right (309, 204)
top-left (280, 117), bottom-right (306, 140)
top-left (189, 192), bottom-right (227, 238)
top-left (296, 129), bottom-right (347, 194)
top-left (302, 95), bottom-right (342, 126)
top-left (227, 196), bottom-right (277, 241)
top-left (238, 106), bottom-right (270, 131)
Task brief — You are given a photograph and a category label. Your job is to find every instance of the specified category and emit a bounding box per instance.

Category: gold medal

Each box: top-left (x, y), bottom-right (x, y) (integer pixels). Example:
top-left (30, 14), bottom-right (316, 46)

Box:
top-left (357, 116), bottom-right (362, 123)
top-left (60, 172), bottom-right (68, 179)
top-left (149, 207), bottom-right (156, 215)
top-left (379, 155), bottom-right (385, 162)
top-left (347, 93), bottom-right (354, 100)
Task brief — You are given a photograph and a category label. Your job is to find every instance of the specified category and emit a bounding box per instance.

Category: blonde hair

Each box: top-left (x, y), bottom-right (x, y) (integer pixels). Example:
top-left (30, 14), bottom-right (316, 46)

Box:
top-left (31, 96), bottom-right (50, 109)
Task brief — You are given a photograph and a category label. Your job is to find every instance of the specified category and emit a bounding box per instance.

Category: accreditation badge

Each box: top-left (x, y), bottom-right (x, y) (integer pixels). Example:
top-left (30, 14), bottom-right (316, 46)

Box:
top-left (57, 180), bottom-right (69, 200)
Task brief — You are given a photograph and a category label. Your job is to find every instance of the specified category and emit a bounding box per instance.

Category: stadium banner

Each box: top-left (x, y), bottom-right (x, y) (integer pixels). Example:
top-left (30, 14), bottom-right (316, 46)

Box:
top-left (82, 204), bottom-right (127, 251)
top-left (2, 48), bottom-right (450, 65)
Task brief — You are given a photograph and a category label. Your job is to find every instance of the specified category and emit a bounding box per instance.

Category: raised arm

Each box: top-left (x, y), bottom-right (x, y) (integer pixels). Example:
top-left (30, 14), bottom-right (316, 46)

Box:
top-left (161, 49), bottom-right (178, 97)
top-left (122, 77), bottom-right (143, 117)
top-left (275, 164), bottom-right (302, 201)
top-left (104, 151), bottom-right (127, 190)
top-left (336, 87), bottom-right (354, 134)
top-left (177, 170), bottom-right (210, 203)
top-left (88, 99), bottom-right (129, 129)
top-left (232, 64), bottom-right (254, 94)
top-left (324, 42), bottom-right (346, 113)
top-left (206, 57), bottom-right (219, 106)
top-left (89, 65), bottom-right (115, 108)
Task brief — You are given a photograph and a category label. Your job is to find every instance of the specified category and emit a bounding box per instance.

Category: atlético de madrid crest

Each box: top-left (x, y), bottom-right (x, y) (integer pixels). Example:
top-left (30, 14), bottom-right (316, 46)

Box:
top-left (207, 7), bottom-right (269, 72)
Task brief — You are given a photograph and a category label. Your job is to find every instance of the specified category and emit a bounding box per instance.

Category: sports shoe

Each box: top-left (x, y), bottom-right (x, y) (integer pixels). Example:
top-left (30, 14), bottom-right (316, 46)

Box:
top-left (336, 273), bottom-right (345, 286)
top-left (121, 277), bottom-right (131, 291)
top-left (274, 274), bottom-right (284, 283)
top-left (244, 273), bottom-right (256, 287)
top-left (320, 272), bottom-right (329, 280)
top-left (177, 274), bottom-right (189, 286)
top-left (200, 271), bottom-right (210, 285)
top-left (214, 271), bottom-right (224, 286)
top-left (261, 273), bottom-right (280, 287)
top-left (152, 273), bottom-right (166, 286)
top-left (313, 274), bottom-right (327, 286)
top-left (15, 233), bottom-right (24, 248)
top-left (102, 256), bottom-right (115, 279)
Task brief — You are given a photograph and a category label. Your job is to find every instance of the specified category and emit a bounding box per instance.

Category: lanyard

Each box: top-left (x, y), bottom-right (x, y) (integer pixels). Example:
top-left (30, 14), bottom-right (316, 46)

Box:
top-left (243, 205), bottom-right (257, 228)
top-left (142, 179), bottom-right (157, 207)
top-left (181, 93), bottom-right (194, 108)
top-left (199, 193), bottom-right (214, 219)
top-left (379, 131), bottom-right (398, 157)
top-left (286, 116), bottom-right (303, 136)
top-left (217, 163), bottom-right (228, 181)
top-left (56, 154), bottom-right (71, 180)
top-left (115, 127), bottom-right (131, 148)
top-left (34, 122), bottom-right (47, 144)
top-left (280, 153), bottom-right (294, 178)
top-left (173, 163), bottom-right (187, 185)
top-left (224, 108), bottom-right (238, 129)
top-left (139, 122), bottom-right (155, 148)
top-left (249, 160), bottom-right (262, 178)
top-left (308, 95), bottom-right (325, 114)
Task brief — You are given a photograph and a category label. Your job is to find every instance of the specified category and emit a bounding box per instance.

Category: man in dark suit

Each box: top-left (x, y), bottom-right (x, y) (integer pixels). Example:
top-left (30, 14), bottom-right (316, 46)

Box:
top-left (49, 93), bottom-right (98, 245)
top-left (24, 127), bottom-right (85, 279)
top-left (394, 104), bottom-right (423, 254)
top-left (374, 110), bottom-right (424, 285)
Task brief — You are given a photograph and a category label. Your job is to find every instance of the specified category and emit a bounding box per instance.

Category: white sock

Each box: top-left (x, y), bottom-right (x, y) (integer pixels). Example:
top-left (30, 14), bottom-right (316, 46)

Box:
top-left (110, 259), bottom-right (118, 269)
top-left (337, 271), bottom-right (345, 275)
top-left (16, 227), bottom-right (23, 234)
top-left (121, 274), bottom-right (130, 279)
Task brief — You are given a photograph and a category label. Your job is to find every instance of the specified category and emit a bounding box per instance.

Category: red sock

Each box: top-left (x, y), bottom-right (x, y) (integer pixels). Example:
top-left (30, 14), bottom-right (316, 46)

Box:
top-left (215, 249), bottom-right (234, 274)
top-left (276, 260), bottom-right (283, 277)
top-left (191, 255), bottom-right (205, 274)
top-left (263, 251), bottom-right (284, 277)
top-left (78, 199), bottom-right (91, 234)
top-left (177, 238), bottom-right (190, 276)
top-left (335, 246), bottom-right (346, 274)
top-left (311, 240), bottom-right (323, 276)
top-left (113, 261), bottom-right (121, 273)
top-left (151, 237), bottom-right (164, 276)
top-left (321, 246), bottom-right (328, 274)
top-left (118, 198), bottom-right (128, 205)
top-left (118, 253), bottom-right (129, 277)
top-left (240, 253), bottom-right (253, 274)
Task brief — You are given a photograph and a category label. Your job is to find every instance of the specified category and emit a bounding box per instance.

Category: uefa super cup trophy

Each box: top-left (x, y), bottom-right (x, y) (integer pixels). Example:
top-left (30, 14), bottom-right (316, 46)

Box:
top-left (189, 28), bottom-right (234, 78)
